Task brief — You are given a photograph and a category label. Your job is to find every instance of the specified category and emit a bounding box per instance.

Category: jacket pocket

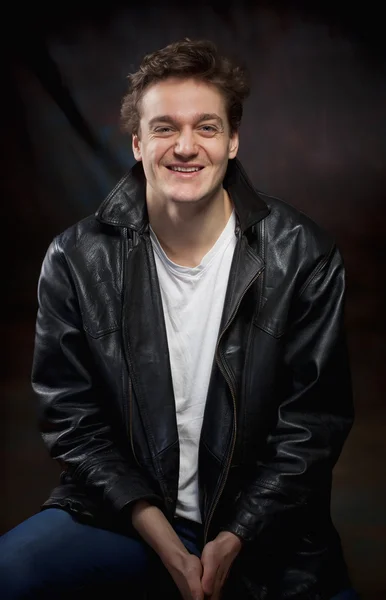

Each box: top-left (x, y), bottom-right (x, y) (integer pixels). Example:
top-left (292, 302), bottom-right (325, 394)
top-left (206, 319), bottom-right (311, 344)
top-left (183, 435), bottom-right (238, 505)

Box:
top-left (253, 314), bottom-right (286, 339)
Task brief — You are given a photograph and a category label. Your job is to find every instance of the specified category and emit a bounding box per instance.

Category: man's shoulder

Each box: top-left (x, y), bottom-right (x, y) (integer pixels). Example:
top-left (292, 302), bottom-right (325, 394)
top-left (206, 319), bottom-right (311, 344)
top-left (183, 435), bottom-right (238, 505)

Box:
top-left (258, 190), bottom-right (335, 255)
top-left (53, 213), bottom-right (115, 257)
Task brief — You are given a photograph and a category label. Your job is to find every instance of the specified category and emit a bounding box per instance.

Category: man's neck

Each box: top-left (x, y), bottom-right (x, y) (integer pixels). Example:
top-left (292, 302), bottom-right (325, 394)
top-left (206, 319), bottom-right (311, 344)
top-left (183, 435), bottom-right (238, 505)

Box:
top-left (147, 187), bottom-right (233, 267)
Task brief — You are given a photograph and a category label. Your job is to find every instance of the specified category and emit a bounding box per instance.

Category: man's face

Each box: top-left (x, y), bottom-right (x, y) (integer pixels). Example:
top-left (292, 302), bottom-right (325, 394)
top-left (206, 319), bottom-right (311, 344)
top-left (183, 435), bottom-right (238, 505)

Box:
top-left (132, 77), bottom-right (239, 206)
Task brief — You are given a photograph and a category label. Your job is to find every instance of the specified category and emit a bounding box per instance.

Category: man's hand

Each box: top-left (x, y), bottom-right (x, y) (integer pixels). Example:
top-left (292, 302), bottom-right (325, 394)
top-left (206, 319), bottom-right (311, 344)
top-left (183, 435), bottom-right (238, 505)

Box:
top-left (201, 531), bottom-right (242, 599)
top-left (164, 550), bottom-right (204, 600)
top-left (131, 500), bottom-right (204, 599)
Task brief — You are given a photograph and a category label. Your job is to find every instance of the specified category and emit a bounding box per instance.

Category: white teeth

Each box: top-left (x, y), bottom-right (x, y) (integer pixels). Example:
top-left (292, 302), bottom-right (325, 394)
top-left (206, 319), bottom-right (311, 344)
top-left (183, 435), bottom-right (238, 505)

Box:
top-left (170, 166), bottom-right (201, 172)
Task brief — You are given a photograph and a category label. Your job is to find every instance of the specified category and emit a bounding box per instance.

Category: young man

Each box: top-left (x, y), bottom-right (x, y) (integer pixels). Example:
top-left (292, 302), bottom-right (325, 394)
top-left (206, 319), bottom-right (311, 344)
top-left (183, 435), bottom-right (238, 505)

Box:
top-left (0, 39), bottom-right (357, 600)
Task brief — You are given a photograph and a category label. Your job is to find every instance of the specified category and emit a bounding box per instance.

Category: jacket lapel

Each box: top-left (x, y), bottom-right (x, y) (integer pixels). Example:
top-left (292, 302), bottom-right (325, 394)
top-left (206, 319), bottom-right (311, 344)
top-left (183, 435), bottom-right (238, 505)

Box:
top-left (219, 233), bottom-right (265, 338)
top-left (124, 231), bottom-right (179, 459)
top-left (201, 233), bottom-right (265, 463)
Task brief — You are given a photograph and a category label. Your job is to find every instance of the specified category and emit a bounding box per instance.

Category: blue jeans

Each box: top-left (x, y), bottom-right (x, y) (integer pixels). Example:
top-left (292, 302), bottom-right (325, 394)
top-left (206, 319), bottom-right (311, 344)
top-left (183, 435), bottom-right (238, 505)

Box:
top-left (0, 508), bottom-right (359, 599)
top-left (330, 592), bottom-right (359, 600)
top-left (0, 508), bottom-right (201, 599)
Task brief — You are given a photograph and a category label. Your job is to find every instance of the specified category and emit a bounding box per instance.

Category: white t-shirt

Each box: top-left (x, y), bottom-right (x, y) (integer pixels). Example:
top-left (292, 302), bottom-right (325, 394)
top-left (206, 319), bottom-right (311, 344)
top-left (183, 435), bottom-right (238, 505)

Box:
top-left (150, 211), bottom-right (237, 523)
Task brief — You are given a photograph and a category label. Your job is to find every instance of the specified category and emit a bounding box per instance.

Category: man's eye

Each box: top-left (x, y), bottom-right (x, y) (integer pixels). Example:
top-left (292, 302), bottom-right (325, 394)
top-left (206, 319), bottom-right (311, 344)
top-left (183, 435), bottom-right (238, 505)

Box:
top-left (200, 125), bottom-right (216, 132)
top-left (154, 127), bottom-right (173, 133)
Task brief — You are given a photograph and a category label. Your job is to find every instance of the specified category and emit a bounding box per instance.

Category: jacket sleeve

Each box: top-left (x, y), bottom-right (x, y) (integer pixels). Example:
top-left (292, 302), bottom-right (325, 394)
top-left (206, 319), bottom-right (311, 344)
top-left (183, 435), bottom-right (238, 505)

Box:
top-left (223, 243), bottom-right (354, 542)
top-left (31, 238), bottom-right (164, 516)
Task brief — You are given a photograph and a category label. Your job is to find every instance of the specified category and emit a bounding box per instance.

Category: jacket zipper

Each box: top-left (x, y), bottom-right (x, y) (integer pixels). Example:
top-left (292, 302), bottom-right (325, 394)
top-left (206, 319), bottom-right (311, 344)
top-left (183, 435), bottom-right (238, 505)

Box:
top-left (203, 264), bottom-right (264, 544)
top-left (129, 376), bottom-right (141, 468)
top-left (122, 228), bottom-right (141, 469)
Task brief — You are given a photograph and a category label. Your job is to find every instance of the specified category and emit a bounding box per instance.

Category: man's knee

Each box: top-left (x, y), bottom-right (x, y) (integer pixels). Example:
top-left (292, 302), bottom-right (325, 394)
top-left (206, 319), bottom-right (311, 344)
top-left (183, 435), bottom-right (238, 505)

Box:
top-left (0, 554), bottom-right (39, 600)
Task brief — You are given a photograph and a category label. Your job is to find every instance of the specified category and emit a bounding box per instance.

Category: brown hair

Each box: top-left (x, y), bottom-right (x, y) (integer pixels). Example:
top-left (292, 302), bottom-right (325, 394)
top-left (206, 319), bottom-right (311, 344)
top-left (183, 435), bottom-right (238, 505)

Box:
top-left (120, 38), bottom-right (250, 136)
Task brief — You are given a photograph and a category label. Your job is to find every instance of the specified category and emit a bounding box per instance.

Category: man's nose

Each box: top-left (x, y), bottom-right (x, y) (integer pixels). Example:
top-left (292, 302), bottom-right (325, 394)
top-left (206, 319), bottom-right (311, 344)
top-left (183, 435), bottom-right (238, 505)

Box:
top-left (174, 129), bottom-right (198, 157)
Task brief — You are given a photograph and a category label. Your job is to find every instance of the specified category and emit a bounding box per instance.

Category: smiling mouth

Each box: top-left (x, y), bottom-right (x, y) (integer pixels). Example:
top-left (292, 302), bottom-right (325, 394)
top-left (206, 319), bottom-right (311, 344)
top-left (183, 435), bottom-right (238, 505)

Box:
top-left (166, 166), bottom-right (204, 173)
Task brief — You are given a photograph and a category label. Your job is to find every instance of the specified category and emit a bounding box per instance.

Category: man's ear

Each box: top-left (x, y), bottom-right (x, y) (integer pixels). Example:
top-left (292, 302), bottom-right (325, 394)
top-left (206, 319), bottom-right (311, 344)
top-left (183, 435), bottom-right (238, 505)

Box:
top-left (132, 134), bottom-right (142, 161)
top-left (228, 130), bottom-right (239, 159)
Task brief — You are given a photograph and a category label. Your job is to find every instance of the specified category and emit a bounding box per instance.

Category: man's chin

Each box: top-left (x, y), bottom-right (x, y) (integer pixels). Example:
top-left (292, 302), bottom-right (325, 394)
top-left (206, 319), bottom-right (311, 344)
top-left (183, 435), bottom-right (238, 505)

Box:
top-left (162, 183), bottom-right (212, 205)
top-left (169, 195), bottom-right (204, 205)
top-left (165, 188), bottom-right (203, 204)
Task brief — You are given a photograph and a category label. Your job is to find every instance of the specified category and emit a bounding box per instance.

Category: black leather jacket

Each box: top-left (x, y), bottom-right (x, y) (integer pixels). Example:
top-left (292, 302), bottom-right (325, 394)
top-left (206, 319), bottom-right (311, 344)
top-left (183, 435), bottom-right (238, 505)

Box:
top-left (32, 159), bottom-right (354, 599)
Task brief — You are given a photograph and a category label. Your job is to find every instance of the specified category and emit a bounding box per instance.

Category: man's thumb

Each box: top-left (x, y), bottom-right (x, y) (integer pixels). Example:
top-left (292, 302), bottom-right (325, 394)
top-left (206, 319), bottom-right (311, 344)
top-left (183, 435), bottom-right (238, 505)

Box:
top-left (201, 570), bottom-right (215, 596)
top-left (193, 584), bottom-right (204, 600)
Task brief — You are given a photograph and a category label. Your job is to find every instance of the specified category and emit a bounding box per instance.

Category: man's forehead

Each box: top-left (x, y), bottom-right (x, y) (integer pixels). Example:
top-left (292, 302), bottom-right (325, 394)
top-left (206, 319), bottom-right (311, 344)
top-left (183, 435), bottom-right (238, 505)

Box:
top-left (140, 77), bottom-right (226, 113)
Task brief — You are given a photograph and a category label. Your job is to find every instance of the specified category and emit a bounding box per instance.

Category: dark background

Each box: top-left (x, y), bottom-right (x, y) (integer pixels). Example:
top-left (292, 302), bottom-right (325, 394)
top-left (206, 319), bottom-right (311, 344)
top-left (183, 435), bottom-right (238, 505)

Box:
top-left (1, 2), bottom-right (385, 598)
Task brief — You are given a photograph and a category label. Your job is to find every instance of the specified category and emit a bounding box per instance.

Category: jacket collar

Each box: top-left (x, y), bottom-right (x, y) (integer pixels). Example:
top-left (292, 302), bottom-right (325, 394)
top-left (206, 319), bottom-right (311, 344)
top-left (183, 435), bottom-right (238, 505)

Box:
top-left (95, 158), bottom-right (270, 233)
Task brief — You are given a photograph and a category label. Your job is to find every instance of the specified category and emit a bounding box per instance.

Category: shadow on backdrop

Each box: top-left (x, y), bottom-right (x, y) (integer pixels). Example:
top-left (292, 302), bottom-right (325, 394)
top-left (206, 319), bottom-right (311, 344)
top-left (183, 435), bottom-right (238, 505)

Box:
top-left (1, 3), bottom-right (385, 598)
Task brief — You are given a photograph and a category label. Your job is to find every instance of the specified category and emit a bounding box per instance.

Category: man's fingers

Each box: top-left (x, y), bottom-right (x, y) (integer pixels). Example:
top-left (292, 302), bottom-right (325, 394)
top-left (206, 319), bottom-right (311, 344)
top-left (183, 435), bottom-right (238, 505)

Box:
top-left (201, 573), bottom-right (215, 596)
top-left (201, 543), bottom-right (217, 596)
top-left (191, 582), bottom-right (204, 600)
top-left (201, 562), bottom-right (220, 596)
top-left (211, 570), bottom-right (225, 600)
top-left (201, 563), bottom-right (217, 596)
top-left (189, 556), bottom-right (204, 600)
top-left (208, 565), bottom-right (229, 600)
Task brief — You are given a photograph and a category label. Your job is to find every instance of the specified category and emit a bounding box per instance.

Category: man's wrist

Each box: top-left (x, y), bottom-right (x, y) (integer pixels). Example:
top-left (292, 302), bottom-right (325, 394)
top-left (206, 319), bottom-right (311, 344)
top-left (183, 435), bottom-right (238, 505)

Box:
top-left (216, 530), bottom-right (243, 553)
top-left (160, 543), bottom-right (190, 569)
top-left (131, 500), bottom-right (190, 567)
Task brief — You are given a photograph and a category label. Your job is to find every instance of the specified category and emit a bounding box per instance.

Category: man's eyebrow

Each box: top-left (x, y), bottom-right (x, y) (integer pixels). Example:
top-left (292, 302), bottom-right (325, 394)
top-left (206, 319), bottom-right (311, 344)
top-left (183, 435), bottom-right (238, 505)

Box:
top-left (148, 113), bottom-right (224, 128)
top-left (148, 116), bottom-right (175, 128)
top-left (197, 113), bottom-right (224, 127)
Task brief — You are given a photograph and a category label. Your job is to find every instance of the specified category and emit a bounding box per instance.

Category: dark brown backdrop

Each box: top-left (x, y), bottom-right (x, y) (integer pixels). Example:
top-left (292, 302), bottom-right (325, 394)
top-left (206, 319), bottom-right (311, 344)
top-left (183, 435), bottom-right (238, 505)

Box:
top-left (1, 2), bottom-right (385, 598)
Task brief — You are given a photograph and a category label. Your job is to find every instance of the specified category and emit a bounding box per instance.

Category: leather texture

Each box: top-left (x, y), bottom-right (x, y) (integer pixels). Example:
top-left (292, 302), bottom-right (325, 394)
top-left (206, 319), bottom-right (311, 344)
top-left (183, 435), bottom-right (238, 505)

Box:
top-left (32, 158), bottom-right (354, 599)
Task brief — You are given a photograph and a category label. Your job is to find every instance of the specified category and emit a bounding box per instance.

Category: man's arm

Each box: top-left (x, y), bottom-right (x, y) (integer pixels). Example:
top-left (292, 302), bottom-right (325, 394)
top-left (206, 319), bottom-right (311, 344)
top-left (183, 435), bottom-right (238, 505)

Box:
top-left (33, 239), bottom-right (205, 599)
top-left (32, 238), bottom-right (163, 519)
top-left (221, 243), bottom-right (354, 543)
